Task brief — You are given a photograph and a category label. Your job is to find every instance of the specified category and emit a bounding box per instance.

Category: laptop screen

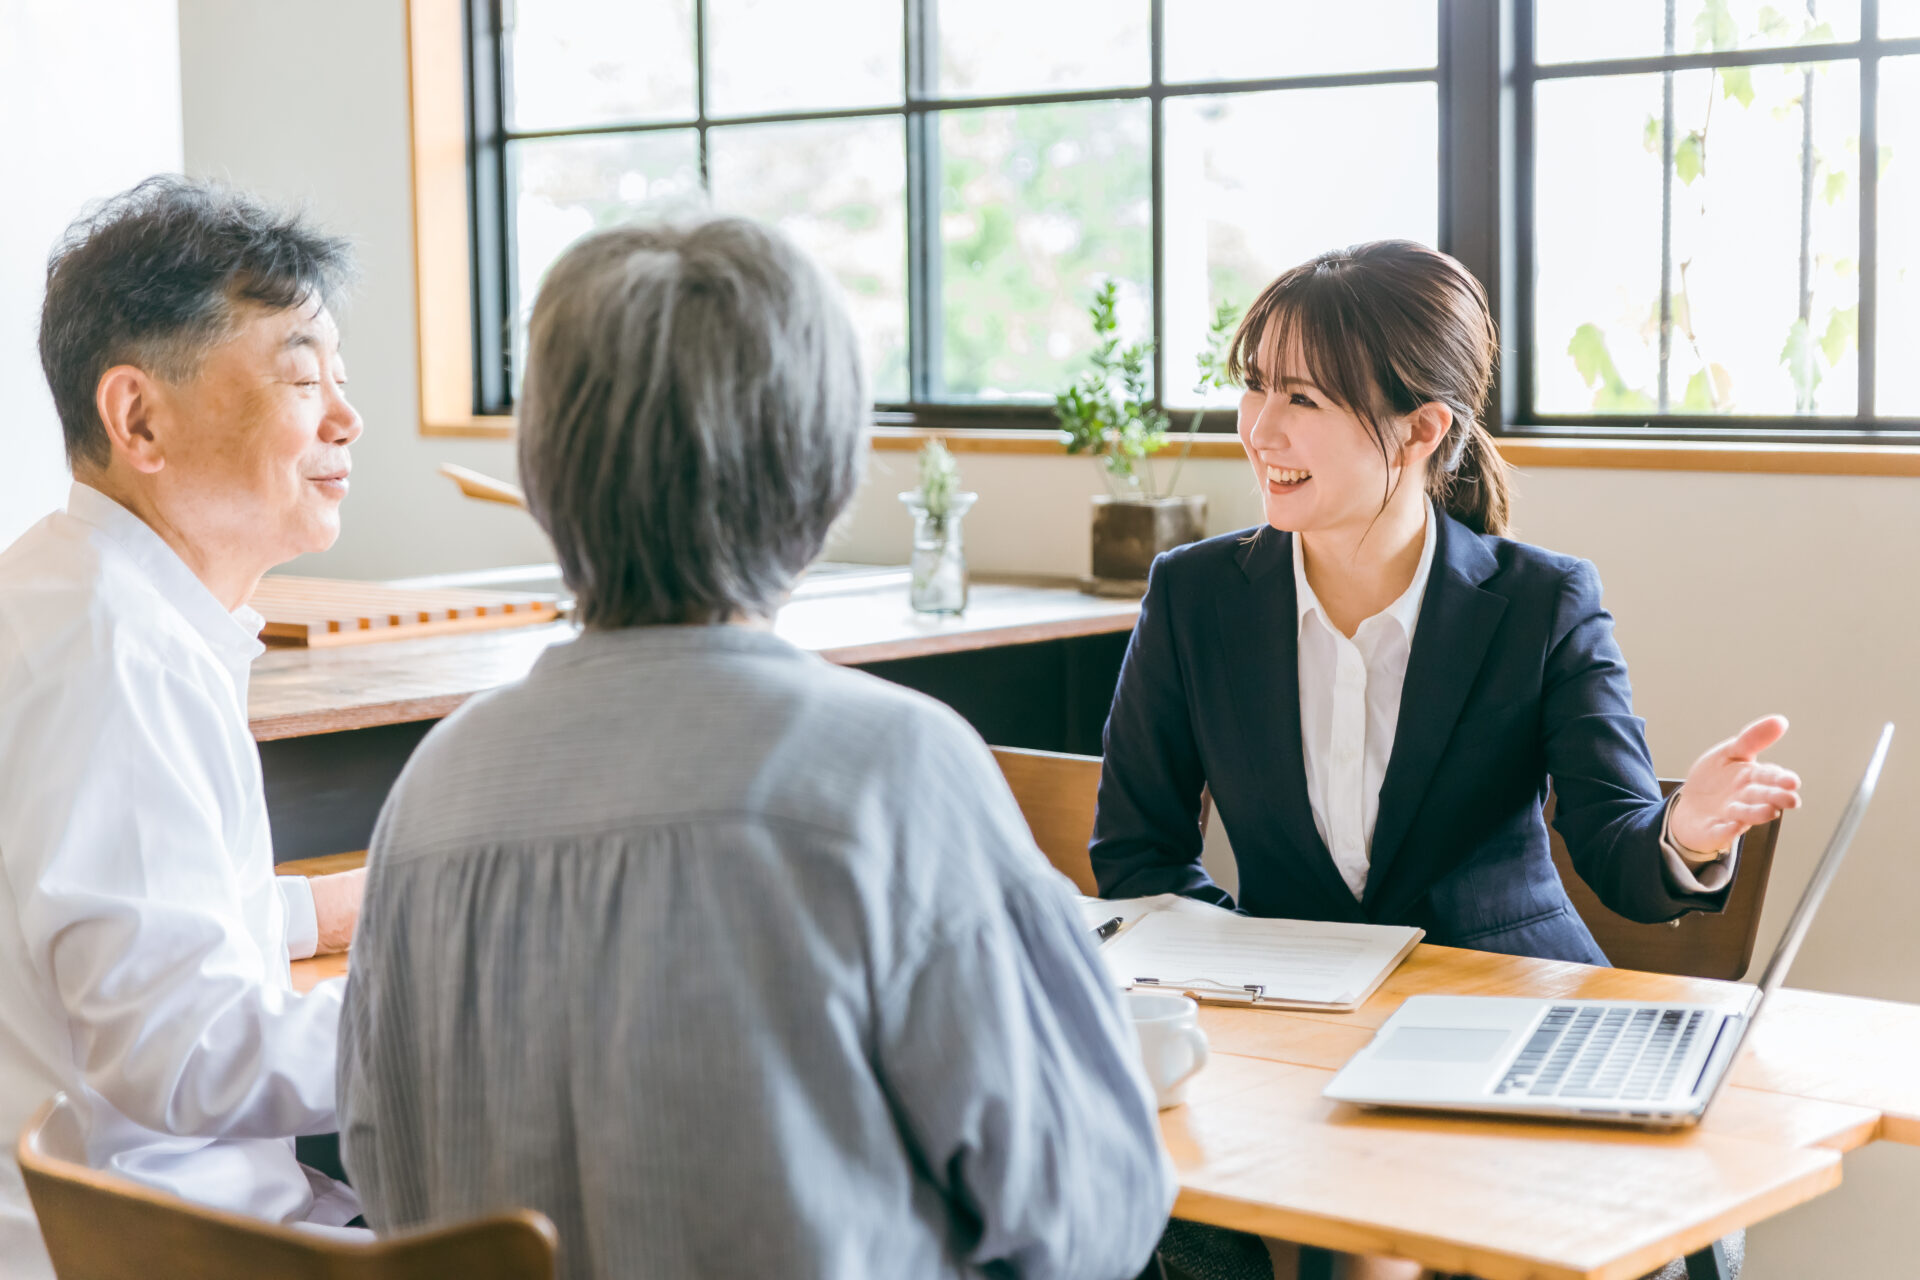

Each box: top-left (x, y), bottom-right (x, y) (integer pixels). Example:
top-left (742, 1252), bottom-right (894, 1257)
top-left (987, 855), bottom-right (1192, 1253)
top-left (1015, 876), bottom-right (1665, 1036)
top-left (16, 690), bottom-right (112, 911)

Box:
top-left (1751, 721), bottom-right (1894, 1007)
top-left (1693, 721), bottom-right (1895, 1112)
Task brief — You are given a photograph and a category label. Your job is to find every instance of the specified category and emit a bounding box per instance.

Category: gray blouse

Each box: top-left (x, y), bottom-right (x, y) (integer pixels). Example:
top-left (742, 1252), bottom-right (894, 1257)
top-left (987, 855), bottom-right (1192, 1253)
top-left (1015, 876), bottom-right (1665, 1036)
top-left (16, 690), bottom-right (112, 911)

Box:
top-left (337, 625), bottom-right (1175, 1280)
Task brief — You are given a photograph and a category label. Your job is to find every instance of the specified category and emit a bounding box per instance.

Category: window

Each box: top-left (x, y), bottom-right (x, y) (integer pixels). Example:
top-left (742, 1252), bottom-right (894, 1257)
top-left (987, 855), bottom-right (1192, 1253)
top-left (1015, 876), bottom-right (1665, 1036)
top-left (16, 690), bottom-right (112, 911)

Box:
top-left (1518, 0), bottom-right (1920, 437)
top-left (467, 0), bottom-right (1442, 423)
top-left (463, 1), bottom-right (1920, 445)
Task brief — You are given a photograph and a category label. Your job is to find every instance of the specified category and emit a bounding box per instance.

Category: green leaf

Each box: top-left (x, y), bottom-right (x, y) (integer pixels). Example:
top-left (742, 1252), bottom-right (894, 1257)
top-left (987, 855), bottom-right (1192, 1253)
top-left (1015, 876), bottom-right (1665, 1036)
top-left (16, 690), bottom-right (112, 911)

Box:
top-left (1719, 66), bottom-right (1754, 108)
top-left (1801, 20), bottom-right (1835, 44)
top-left (914, 437), bottom-right (961, 517)
top-left (1675, 132), bottom-right (1706, 185)
top-left (1780, 316), bottom-right (1822, 405)
top-left (1757, 5), bottom-right (1792, 39)
top-left (1823, 169), bottom-right (1849, 205)
top-left (1679, 364), bottom-right (1734, 414)
top-left (1682, 370), bottom-right (1715, 412)
top-left (1594, 385), bottom-right (1657, 413)
top-left (1192, 299), bottom-right (1243, 394)
top-left (1819, 305), bottom-right (1859, 365)
top-left (1568, 323), bottom-right (1659, 412)
top-left (1643, 114), bottom-right (1662, 154)
top-left (1055, 279), bottom-right (1166, 491)
top-left (1693, 0), bottom-right (1738, 52)
top-left (1567, 323), bottom-right (1616, 389)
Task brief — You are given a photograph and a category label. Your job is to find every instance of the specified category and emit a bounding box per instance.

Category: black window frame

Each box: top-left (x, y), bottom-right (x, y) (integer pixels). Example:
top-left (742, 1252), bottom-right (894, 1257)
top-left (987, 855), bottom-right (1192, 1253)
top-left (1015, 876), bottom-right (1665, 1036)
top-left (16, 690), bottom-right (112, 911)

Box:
top-left (1510, 0), bottom-right (1920, 444)
top-left (463, 0), bottom-right (1920, 443)
top-left (462, 0), bottom-right (1449, 432)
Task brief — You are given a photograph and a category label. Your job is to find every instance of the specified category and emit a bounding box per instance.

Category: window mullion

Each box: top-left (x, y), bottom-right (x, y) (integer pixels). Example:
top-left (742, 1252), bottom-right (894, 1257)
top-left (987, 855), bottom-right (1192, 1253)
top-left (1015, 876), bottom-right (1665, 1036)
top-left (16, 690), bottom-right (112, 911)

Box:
top-left (1149, 0), bottom-right (1167, 413)
top-left (1860, 0), bottom-right (1881, 419)
top-left (467, 0), bottom-right (514, 415)
top-left (1656, 0), bottom-right (1677, 414)
top-left (905, 0), bottom-right (942, 401)
top-left (695, 0), bottom-right (711, 187)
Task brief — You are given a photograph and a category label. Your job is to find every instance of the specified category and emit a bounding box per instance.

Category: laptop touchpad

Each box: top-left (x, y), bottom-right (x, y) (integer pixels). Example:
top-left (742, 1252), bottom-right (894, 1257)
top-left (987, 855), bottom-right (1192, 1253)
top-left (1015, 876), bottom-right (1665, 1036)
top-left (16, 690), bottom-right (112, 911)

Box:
top-left (1374, 1027), bottom-right (1510, 1064)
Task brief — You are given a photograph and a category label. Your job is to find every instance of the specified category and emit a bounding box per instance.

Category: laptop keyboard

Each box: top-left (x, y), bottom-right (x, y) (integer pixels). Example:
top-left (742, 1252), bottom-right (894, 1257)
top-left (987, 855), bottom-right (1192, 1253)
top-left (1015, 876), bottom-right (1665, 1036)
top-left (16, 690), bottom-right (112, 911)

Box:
top-left (1493, 1005), bottom-right (1710, 1101)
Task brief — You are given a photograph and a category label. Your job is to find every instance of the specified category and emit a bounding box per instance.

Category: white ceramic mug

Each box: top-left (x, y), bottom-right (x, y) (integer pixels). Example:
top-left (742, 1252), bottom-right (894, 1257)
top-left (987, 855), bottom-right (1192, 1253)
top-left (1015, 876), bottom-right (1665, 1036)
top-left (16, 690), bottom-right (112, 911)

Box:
top-left (1127, 991), bottom-right (1210, 1109)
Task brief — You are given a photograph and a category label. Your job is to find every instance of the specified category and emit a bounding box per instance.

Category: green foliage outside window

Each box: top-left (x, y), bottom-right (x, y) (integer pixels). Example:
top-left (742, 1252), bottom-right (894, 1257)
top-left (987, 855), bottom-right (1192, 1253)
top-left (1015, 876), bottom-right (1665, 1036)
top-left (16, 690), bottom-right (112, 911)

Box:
top-left (939, 103), bottom-right (1152, 399)
top-left (1564, 0), bottom-right (1890, 417)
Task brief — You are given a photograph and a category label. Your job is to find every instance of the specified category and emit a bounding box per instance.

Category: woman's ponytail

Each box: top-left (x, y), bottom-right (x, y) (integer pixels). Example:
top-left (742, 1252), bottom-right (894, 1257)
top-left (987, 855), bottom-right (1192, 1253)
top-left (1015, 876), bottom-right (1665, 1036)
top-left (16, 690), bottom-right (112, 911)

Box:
top-left (1431, 417), bottom-right (1511, 537)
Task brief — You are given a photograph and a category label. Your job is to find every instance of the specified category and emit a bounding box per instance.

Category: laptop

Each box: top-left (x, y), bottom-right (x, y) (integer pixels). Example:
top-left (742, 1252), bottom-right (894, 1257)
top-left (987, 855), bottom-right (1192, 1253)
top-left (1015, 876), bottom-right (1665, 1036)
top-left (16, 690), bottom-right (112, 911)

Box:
top-left (1323, 722), bottom-right (1894, 1128)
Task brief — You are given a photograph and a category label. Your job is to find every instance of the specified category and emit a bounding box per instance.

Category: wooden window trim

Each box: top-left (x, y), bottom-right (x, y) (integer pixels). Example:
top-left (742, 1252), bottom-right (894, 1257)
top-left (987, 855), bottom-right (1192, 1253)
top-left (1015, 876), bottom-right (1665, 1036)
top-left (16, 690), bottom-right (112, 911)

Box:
top-left (409, 0), bottom-right (514, 440)
top-left (405, 0), bottom-right (1920, 476)
top-left (865, 429), bottom-right (1920, 476)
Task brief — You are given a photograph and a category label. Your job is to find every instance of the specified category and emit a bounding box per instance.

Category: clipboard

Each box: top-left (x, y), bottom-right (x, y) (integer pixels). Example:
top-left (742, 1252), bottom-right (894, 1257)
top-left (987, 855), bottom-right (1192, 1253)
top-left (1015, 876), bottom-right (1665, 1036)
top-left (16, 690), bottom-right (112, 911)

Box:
top-left (1085, 895), bottom-right (1424, 1013)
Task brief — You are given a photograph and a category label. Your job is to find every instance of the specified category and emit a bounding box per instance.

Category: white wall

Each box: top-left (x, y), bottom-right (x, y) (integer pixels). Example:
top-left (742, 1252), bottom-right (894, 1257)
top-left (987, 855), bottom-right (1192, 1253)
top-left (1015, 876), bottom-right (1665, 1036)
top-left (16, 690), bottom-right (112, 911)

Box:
top-left (0, 0), bottom-right (184, 547)
top-left (175, 2), bottom-right (1920, 1272)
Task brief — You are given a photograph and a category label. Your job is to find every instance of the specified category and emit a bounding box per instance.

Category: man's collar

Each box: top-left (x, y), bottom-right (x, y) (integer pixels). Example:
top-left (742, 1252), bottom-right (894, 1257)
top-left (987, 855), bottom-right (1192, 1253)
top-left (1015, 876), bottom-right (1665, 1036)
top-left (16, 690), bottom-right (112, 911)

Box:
top-left (65, 483), bottom-right (267, 670)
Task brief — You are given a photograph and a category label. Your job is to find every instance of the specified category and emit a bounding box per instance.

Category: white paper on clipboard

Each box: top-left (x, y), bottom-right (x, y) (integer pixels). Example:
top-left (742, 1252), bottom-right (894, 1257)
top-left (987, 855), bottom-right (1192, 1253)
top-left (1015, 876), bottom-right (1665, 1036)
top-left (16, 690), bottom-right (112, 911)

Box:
top-left (1081, 895), bottom-right (1422, 1011)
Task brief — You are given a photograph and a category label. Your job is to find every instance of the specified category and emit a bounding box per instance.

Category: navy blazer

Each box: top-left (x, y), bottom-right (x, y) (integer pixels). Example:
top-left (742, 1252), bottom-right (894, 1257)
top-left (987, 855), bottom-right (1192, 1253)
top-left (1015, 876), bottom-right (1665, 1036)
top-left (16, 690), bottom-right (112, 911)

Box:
top-left (1089, 508), bottom-right (1729, 965)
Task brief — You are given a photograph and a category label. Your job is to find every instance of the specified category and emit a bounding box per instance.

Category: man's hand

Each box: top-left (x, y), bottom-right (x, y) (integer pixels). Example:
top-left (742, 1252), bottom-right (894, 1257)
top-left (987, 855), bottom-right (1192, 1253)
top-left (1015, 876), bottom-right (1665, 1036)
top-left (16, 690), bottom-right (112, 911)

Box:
top-left (309, 868), bottom-right (367, 956)
top-left (1669, 715), bottom-right (1803, 856)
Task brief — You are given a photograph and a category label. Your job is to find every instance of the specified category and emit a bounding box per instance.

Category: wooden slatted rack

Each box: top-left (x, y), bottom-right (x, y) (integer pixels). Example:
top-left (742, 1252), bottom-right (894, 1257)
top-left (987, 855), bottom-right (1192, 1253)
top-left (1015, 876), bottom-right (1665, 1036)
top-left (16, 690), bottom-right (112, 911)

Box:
top-left (248, 575), bottom-right (562, 647)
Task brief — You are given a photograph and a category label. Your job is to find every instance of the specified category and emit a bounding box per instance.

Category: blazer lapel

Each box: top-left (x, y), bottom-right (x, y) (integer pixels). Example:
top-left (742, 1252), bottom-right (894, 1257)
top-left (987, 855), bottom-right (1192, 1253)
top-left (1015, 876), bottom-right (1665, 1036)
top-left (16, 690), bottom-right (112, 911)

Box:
top-left (1362, 513), bottom-right (1509, 907)
top-left (1217, 529), bottom-right (1360, 915)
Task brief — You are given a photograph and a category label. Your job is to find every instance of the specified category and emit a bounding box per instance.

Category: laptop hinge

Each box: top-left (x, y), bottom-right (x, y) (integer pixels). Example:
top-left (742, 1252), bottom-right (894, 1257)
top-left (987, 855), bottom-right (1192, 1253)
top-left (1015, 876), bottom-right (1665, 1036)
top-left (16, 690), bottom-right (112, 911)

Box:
top-left (1691, 1013), bottom-right (1745, 1097)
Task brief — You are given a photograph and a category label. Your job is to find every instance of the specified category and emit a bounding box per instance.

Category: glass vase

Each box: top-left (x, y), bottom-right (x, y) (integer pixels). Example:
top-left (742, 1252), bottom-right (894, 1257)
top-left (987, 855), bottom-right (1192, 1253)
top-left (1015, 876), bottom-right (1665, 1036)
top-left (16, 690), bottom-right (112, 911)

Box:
top-left (899, 491), bottom-right (977, 615)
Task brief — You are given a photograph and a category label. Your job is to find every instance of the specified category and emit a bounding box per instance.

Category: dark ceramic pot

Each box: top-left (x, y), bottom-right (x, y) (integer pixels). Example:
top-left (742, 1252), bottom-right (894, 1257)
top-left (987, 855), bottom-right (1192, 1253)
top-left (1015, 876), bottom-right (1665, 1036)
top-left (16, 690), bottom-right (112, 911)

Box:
top-left (1085, 494), bottom-right (1207, 594)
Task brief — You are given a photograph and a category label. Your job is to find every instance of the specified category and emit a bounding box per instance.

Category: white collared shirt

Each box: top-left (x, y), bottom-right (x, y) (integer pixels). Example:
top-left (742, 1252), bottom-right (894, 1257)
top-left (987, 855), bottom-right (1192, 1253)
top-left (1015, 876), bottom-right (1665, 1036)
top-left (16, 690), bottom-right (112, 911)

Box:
top-left (1294, 502), bottom-right (1440, 899)
top-left (1293, 503), bottom-right (1732, 902)
top-left (0, 484), bottom-right (354, 1278)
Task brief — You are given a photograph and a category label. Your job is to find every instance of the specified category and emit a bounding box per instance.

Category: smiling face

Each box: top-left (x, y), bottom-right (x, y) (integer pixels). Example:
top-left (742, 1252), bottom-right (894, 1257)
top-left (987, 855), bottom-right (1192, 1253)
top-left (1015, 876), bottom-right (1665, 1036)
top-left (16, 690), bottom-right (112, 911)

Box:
top-left (1236, 331), bottom-right (1421, 541)
top-left (144, 297), bottom-right (362, 573)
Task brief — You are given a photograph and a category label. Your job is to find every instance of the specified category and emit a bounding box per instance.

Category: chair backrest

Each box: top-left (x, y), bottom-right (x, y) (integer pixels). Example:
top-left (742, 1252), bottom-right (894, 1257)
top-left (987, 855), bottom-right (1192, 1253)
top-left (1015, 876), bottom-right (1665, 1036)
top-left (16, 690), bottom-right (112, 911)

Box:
top-left (1545, 780), bottom-right (1781, 981)
top-left (990, 746), bottom-right (1217, 896)
top-left (17, 1095), bottom-right (557, 1280)
top-left (992, 746), bottom-right (1105, 894)
top-left (986, 748), bottom-right (1770, 979)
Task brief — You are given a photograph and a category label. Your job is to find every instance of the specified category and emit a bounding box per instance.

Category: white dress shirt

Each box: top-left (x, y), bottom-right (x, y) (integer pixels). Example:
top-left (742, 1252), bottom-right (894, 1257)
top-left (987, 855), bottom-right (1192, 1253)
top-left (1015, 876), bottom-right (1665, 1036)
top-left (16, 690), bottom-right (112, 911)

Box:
top-left (0, 485), bottom-right (354, 1279)
top-left (1293, 502), bottom-right (1733, 902)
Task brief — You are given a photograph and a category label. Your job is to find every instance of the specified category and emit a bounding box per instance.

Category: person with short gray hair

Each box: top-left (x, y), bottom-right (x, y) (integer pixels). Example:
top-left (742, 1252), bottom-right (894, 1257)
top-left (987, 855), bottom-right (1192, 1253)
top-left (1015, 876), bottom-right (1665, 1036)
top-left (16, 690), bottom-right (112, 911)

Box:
top-left (337, 215), bottom-right (1176, 1280)
top-left (517, 218), bottom-right (868, 629)
top-left (0, 176), bottom-right (369, 1279)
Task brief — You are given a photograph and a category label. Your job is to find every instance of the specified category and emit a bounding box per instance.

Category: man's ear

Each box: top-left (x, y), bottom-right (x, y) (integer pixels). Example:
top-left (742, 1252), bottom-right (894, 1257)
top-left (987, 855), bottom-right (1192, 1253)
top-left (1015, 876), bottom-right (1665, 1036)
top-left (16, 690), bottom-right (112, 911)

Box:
top-left (1401, 401), bottom-right (1453, 469)
top-left (95, 365), bottom-right (168, 476)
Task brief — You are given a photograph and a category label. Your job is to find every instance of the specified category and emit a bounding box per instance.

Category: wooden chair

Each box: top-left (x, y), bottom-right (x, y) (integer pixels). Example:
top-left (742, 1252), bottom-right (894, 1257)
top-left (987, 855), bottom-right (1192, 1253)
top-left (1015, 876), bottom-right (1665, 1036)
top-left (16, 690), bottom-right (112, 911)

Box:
top-left (992, 746), bottom-right (1106, 894)
top-left (17, 1094), bottom-right (557, 1280)
top-left (1546, 780), bottom-right (1781, 982)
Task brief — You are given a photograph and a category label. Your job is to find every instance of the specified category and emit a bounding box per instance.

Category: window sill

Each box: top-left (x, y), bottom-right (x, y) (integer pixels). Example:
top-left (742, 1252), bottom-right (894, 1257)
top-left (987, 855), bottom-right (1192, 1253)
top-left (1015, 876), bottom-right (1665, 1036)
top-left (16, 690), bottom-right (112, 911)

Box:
top-left (421, 415), bottom-right (515, 439)
top-left (872, 427), bottom-right (1920, 476)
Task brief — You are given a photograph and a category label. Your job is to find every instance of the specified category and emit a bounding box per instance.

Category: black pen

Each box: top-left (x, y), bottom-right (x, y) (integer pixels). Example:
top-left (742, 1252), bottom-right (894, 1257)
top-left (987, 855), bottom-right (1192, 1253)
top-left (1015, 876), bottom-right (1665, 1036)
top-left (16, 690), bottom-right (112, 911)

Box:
top-left (1092, 915), bottom-right (1125, 943)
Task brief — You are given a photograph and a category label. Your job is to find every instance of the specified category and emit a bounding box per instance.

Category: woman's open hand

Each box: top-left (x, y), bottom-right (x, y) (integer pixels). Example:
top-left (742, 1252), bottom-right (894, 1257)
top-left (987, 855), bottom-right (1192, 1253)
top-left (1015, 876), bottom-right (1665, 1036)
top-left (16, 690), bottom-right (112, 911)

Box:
top-left (1669, 715), bottom-right (1803, 856)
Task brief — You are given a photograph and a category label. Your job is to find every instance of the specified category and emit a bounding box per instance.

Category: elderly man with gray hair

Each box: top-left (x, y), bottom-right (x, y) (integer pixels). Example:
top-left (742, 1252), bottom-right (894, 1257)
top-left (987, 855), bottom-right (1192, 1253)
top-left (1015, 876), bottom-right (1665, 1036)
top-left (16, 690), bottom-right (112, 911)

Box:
top-left (336, 216), bottom-right (1176, 1279)
top-left (0, 177), bottom-right (369, 1277)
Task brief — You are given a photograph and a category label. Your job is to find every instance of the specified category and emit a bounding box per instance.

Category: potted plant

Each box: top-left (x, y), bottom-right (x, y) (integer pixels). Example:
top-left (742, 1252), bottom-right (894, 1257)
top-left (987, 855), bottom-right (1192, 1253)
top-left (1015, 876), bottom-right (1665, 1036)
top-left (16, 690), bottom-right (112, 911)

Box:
top-left (1054, 282), bottom-right (1240, 594)
top-left (898, 437), bottom-right (976, 614)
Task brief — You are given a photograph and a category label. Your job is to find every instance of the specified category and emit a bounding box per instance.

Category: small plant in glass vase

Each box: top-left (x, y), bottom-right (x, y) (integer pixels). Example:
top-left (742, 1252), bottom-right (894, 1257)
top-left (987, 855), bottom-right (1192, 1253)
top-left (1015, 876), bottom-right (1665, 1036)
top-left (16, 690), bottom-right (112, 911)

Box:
top-left (1054, 281), bottom-right (1240, 595)
top-left (898, 437), bottom-right (977, 614)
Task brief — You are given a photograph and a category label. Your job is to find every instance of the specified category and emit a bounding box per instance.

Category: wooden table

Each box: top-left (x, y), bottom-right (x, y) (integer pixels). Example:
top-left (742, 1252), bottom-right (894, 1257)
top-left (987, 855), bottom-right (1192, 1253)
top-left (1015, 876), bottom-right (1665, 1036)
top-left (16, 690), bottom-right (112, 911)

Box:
top-left (252, 573), bottom-right (1141, 860)
top-left (288, 929), bottom-right (1920, 1280)
top-left (249, 573), bottom-right (1139, 740)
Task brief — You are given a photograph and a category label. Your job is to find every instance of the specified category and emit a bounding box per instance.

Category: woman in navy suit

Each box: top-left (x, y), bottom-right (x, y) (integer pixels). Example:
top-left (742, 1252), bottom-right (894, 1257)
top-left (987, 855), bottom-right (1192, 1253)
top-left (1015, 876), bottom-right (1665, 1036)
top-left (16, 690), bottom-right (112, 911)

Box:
top-left (1091, 241), bottom-right (1800, 966)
